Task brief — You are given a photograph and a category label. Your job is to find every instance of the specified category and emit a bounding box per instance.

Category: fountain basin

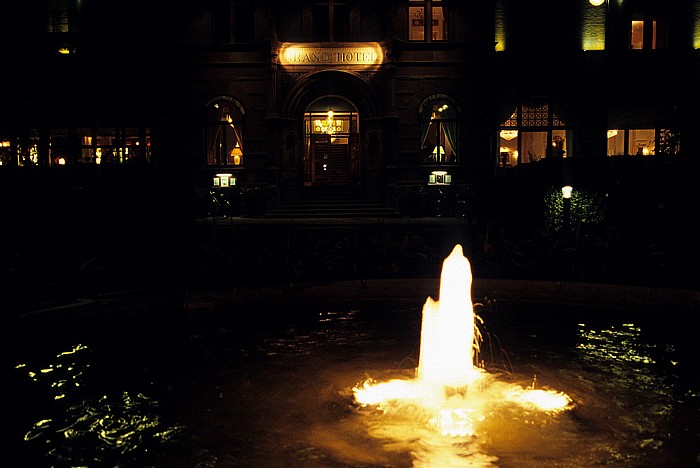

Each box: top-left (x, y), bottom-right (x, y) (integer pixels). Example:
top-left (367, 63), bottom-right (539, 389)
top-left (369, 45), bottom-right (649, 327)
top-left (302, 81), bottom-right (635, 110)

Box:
top-left (3, 283), bottom-right (699, 467)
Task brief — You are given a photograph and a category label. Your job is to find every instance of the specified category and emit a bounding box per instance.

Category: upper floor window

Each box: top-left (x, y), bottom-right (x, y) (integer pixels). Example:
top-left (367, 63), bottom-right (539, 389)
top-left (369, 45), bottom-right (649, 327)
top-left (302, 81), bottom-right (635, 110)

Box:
top-left (47, 0), bottom-right (79, 33)
top-left (212, 1), bottom-right (255, 43)
top-left (205, 97), bottom-right (245, 166)
top-left (498, 100), bottom-right (571, 168)
top-left (630, 18), bottom-right (668, 49)
top-left (419, 95), bottom-right (458, 164)
top-left (312, 0), bottom-right (353, 42)
top-left (408, 0), bottom-right (447, 42)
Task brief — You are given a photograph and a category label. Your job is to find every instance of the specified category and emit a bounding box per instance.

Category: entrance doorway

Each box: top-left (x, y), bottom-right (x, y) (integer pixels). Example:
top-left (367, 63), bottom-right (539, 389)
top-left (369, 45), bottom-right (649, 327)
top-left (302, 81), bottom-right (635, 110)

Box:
top-left (304, 102), bottom-right (359, 186)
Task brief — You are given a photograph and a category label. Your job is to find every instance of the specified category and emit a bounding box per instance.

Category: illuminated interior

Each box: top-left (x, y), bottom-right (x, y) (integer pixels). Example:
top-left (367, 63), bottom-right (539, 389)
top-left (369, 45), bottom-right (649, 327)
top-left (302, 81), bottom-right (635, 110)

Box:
top-left (421, 100), bottom-right (458, 164)
top-left (409, 0), bottom-right (447, 42)
top-left (607, 128), bottom-right (658, 156)
top-left (303, 98), bottom-right (359, 186)
top-left (205, 97), bottom-right (244, 166)
top-left (498, 102), bottom-right (570, 167)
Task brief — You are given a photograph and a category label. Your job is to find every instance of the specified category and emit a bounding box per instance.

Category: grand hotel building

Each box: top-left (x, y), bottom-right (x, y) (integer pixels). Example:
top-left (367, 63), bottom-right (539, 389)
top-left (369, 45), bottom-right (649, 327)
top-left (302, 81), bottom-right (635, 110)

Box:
top-left (1, 1), bottom-right (699, 222)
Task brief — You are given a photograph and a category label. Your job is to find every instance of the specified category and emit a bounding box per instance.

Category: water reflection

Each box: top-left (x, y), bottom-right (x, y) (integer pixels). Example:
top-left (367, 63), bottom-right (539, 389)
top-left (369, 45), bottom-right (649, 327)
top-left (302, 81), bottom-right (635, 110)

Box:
top-left (15, 343), bottom-right (183, 466)
top-left (5, 302), bottom-right (698, 467)
top-left (573, 320), bottom-right (683, 461)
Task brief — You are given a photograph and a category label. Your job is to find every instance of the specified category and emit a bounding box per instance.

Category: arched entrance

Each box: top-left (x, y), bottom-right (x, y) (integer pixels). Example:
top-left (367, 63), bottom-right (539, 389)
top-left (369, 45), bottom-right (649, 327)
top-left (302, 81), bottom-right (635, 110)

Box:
top-left (303, 96), bottom-right (359, 186)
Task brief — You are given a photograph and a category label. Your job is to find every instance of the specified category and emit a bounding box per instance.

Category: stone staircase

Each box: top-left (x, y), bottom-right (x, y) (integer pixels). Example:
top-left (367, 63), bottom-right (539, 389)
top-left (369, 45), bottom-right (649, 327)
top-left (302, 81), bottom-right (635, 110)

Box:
top-left (267, 186), bottom-right (397, 218)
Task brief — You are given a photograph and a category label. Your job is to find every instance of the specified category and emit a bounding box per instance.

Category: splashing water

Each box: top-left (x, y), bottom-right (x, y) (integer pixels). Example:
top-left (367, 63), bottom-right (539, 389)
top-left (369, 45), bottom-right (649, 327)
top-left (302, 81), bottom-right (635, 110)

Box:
top-left (353, 244), bottom-right (573, 439)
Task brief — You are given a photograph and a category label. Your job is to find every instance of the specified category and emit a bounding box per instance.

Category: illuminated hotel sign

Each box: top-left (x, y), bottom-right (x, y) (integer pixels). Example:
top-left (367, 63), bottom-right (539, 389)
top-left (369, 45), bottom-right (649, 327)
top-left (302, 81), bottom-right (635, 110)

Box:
top-left (278, 43), bottom-right (384, 66)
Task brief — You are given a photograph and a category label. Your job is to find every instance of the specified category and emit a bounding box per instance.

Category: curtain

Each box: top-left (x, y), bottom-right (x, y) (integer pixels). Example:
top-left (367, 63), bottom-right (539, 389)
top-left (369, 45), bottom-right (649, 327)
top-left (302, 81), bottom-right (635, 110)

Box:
top-left (442, 107), bottom-right (458, 158)
top-left (230, 123), bottom-right (243, 152)
top-left (420, 105), bottom-right (433, 149)
top-left (206, 125), bottom-right (221, 165)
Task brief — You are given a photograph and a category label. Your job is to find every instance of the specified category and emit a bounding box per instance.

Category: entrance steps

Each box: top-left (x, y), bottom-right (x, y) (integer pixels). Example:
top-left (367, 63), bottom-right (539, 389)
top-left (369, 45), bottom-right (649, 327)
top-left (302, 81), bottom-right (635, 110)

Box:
top-left (267, 186), bottom-right (397, 218)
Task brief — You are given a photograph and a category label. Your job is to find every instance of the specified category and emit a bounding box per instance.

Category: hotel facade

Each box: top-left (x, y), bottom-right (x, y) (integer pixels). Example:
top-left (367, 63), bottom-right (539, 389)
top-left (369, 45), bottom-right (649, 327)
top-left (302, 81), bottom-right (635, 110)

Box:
top-left (1, 1), bottom-right (699, 223)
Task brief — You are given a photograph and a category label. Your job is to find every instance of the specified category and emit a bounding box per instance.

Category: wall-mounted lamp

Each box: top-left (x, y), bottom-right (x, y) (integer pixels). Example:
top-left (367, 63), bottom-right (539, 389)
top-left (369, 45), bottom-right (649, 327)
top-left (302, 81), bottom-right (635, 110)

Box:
top-left (589, 0), bottom-right (605, 6)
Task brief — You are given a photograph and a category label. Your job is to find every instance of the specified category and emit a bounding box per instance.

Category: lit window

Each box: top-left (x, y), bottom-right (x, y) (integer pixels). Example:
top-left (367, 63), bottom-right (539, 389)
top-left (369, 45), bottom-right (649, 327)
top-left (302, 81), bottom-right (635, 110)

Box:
top-left (607, 128), bottom-right (679, 157)
top-left (497, 100), bottom-right (571, 168)
top-left (628, 129), bottom-right (655, 155)
top-left (419, 96), bottom-right (458, 164)
top-left (606, 129), bottom-right (624, 156)
top-left (630, 18), bottom-right (667, 50)
top-left (0, 137), bottom-right (12, 166)
top-left (212, 1), bottom-right (255, 43)
top-left (205, 97), bottom-right (245, 166)
top-left (408, 0), bottom-right (447, 42)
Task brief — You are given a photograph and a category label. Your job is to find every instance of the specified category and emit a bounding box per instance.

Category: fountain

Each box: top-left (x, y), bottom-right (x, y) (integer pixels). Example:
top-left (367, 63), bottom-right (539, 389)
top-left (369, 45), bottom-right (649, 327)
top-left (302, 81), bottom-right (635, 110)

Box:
top-left (7, 243), bottom-right (697, 466)
top-left (354, 244), bottom-right (572, 440)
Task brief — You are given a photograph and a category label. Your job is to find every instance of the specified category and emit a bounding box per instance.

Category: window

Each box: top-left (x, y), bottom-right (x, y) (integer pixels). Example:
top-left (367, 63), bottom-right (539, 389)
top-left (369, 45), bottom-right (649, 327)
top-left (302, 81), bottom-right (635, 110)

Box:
top-left (47, 0), bottom-right (79, 33)
top-left (16, 129), bottom-right (41, 166)
top-left (212, 1), bottom-right (255, 43)
top-left (630, 18), bottom-right (667, 49)
top-left (0, 127), bottom-right (151, 166)
top-left (419, 96), bottom-right (458, 164)
top-left (606, 128), bottom-right (679, 156)
top-left (75, 127), bottom-right (151, 164)
top-left (408, 0), bottom-right (447, 42)
top-left (498, 100), bottom-right (571, 168)
top-left (0, 136), bottom-right (12, 166)
top-left (312, 1), bottom-right (353, 42)
top-left (205, 97), bottom-right (245, 166)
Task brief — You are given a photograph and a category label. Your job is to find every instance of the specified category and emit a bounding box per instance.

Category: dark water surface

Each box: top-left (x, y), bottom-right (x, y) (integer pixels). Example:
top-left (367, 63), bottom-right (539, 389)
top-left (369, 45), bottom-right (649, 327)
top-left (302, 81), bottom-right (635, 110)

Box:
top-left (2, 297), bottom-right (698, 467)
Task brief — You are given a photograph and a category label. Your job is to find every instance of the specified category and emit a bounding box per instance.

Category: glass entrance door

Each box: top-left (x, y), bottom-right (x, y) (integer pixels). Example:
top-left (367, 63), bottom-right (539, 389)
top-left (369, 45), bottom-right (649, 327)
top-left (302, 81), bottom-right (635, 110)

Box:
top-left (304, 109), bottom-right (358, 186)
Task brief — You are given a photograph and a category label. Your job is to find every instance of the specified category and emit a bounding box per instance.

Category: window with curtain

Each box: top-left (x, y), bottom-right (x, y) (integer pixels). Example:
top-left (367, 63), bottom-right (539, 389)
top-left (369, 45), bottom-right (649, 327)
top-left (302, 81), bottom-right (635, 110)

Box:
top-left (419, 97), bottom-right (458, 164)
top-left (408, 0), bottom-right (447, 42)
top-left (205, 97), bottom-right (245, 166)
top-left (498, 100), bottom-right (572, 168)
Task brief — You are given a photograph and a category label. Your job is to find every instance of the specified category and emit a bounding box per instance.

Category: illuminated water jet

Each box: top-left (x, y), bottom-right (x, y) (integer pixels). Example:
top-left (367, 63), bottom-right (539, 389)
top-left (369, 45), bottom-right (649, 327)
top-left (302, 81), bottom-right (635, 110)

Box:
top-left (353, 244), bottom-right (573, 438)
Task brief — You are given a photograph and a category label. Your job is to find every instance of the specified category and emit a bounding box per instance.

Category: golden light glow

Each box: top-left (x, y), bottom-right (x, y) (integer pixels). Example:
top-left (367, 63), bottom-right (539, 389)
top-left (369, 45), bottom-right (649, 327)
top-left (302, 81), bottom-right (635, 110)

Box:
top-left (500, 130), bottom-right (518, 141)
top-left (417, 245), bottom-right (480, 388)
top-left (314, 110), bottom-right (344, 135)
top-left (504, 388), bottom-right (573, 412)
top-left (278, 43), bottom-right (384, 67)
top-left (216, 173), bottom-right (235, 187)
top-left (589, 0), bottom-right (605, 6)
top-left (354, 244), bottom-right (574, 439)
top-left (230, 143), bottom-right (243, 165)
top-left (431, 145), bottom-right (445, 157)
top-left (562, 185), bottom-right (573, 199)
top-left (581, 0), bottom-right (606, 50)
